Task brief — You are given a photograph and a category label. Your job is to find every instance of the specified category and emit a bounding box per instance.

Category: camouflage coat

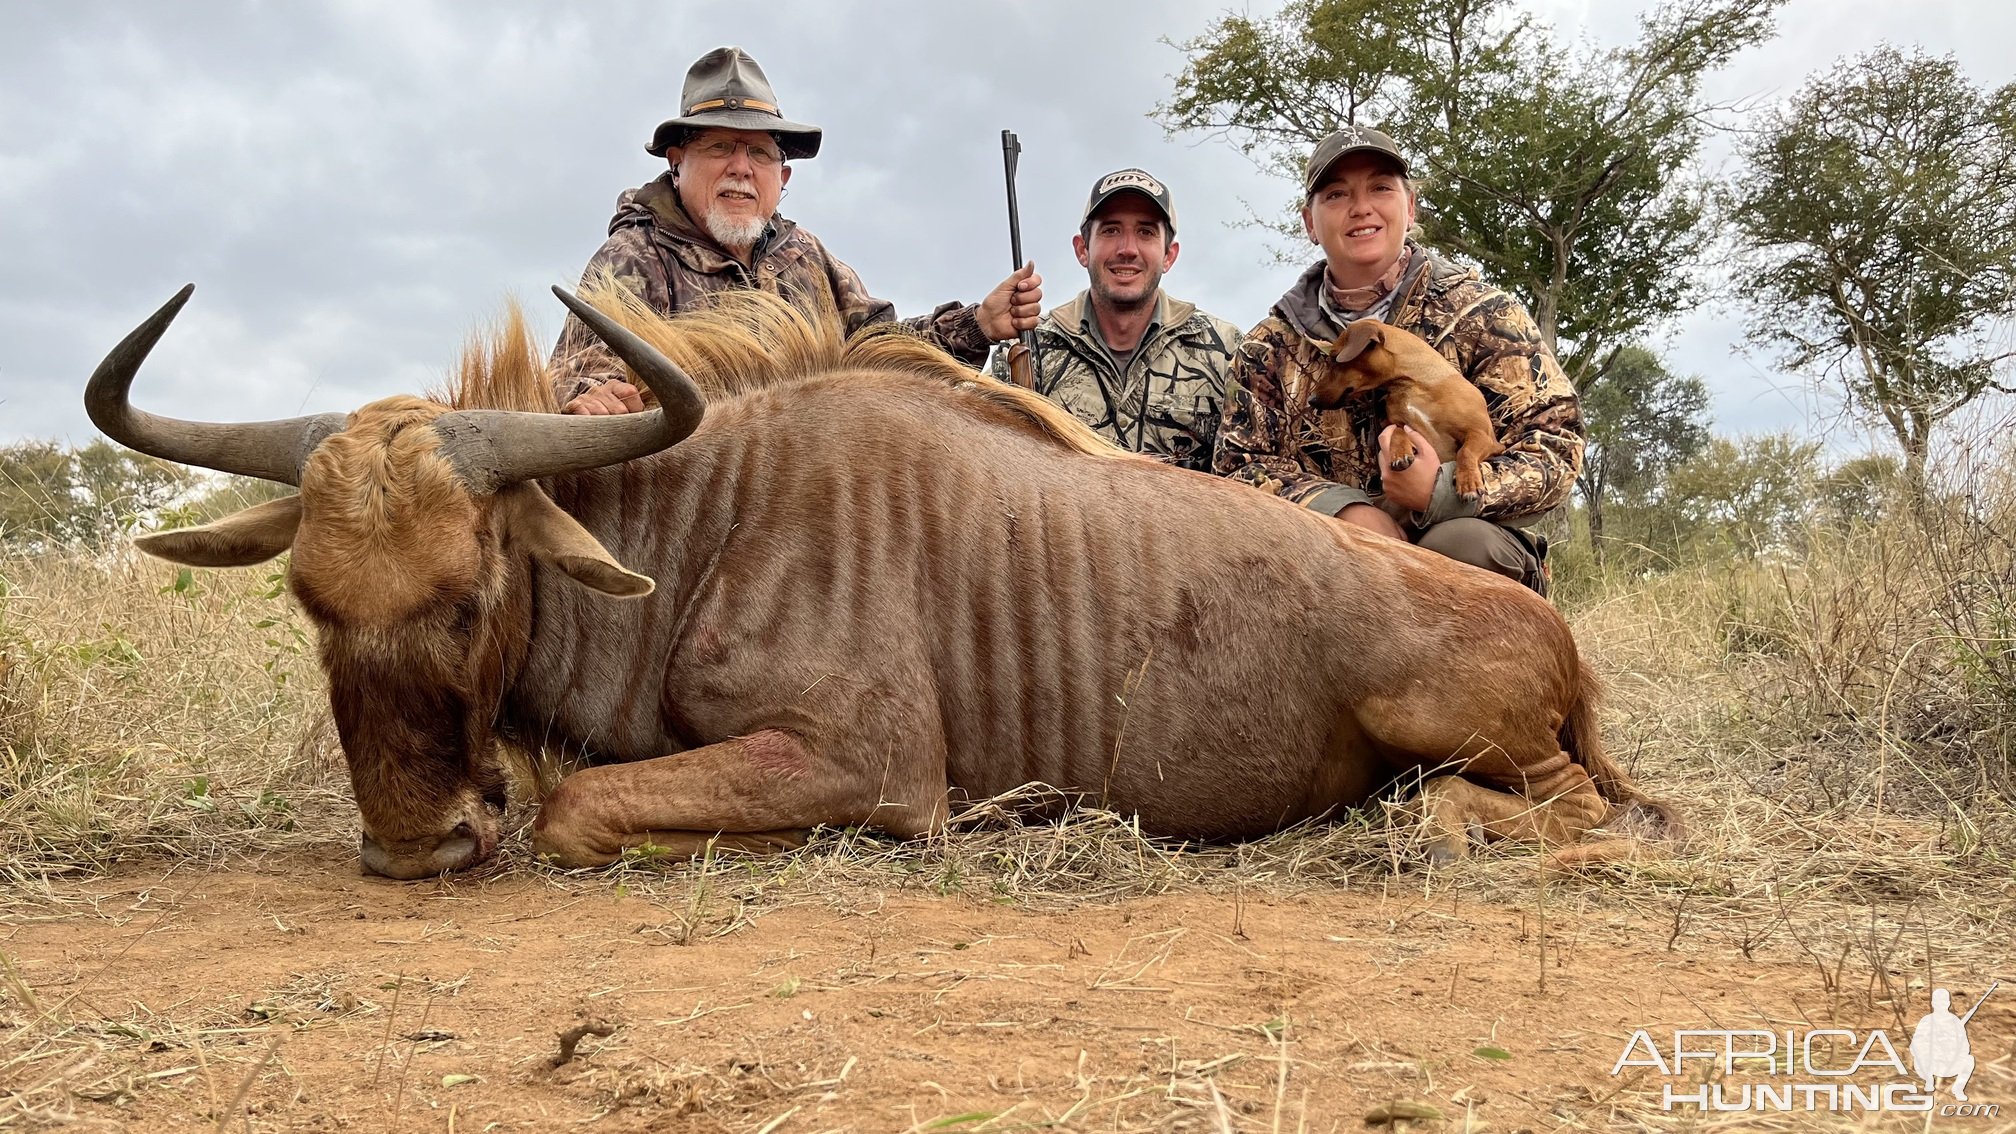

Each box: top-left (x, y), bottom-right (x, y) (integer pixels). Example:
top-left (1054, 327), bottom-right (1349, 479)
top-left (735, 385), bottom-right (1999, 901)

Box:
top-left (1213, 242), bottom-right (1582, 527)
top-left (987, 291), bottom-right (1240, 472)
top-left (550, 172), bottom-right (993, 403)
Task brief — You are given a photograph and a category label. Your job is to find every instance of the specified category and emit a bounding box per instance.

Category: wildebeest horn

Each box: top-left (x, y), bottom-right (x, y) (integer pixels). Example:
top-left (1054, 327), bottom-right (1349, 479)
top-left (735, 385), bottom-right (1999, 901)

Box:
top-left (428, 286), bottom-right (708, 494)
top-left (84, 285), bottom-right (348, 485)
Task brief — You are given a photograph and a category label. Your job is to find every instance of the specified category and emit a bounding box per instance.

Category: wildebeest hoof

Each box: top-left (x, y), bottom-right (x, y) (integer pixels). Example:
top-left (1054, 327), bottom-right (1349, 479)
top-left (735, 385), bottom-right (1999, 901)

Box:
top-left (1419, 839), bottom-right (1462, 869)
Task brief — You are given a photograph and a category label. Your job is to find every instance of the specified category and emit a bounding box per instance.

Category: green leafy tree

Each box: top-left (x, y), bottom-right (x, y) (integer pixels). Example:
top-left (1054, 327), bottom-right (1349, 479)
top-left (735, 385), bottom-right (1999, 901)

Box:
top-left (165, 475), bottom-right (294, 528)
top-left (0, 441), bottom-right (72, 547)
top-left (1577, 346), bottom-right (1711, 555)
top-left (1158, 0), bottom-right (1779, 386)
top-left (0, 440), bottom-right (193, 551)
top-left (1645, 433), bottom-right (1822, 555)
top-left (1731, 47), bottom-right (2016, 492)
top-left (1813, 453), bottom-right (1903, 531)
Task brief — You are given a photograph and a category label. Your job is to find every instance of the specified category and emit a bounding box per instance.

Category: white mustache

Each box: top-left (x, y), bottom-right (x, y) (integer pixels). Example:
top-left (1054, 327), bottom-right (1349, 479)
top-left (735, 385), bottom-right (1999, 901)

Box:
top-left (718, 178), bottom-right (758, 197)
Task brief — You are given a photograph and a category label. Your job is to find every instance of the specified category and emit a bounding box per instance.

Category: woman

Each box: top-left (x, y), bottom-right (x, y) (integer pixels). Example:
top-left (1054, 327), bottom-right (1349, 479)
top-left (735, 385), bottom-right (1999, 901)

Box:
top-left (1212, 127), bottom-right (1582, 594)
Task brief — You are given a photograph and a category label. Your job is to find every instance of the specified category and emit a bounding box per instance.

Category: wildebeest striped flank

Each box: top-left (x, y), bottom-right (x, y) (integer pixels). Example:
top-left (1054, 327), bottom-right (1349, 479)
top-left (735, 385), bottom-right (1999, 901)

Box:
top-left (87, 284), bottom-right (1674, 878)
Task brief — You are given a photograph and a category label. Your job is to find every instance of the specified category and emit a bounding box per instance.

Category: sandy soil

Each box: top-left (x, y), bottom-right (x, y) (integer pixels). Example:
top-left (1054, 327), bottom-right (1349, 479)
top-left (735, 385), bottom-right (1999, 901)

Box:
top-left (4, 852), bottom-right (2011, 1132)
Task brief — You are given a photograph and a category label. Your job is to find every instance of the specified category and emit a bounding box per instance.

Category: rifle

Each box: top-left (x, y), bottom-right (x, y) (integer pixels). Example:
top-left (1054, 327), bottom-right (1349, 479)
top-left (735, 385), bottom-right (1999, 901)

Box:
top-left (1000, 130), bottom-right (1039, 390)
top-left (1961, 981), bottom-right (1999, 1025)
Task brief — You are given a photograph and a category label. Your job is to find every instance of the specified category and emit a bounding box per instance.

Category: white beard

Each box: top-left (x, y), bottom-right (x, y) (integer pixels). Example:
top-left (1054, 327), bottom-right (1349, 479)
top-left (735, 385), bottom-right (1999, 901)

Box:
top-left (704, 211), bottom-right (768, 253)
top-left (702, 178), bottom-right (768, 253)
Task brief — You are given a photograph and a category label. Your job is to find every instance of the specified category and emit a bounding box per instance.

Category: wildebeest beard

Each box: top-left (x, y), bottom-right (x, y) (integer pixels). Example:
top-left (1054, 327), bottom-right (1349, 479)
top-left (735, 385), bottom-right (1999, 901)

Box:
top-left (329, 639), bottom-right (507, 870)
top-left (235, 391), bottom-right (528, 878)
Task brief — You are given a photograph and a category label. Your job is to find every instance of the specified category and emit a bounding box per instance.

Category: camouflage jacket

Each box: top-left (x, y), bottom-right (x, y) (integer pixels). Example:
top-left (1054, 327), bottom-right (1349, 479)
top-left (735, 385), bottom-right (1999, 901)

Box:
top-left (550, 172), bottom-right (994, 403)
top-left (987, 291), bottom-right (1240, 472)
top-left (1213, 242), bottom-right (1583, 528)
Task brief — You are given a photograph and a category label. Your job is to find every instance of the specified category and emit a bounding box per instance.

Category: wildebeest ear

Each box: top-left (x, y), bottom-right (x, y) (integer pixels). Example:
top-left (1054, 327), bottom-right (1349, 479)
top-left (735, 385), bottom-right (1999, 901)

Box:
top-left (1332, 319), bottom-right (1386, 364)
top-left (135, 494), bottom-right (302, 567)
top-left (497, 483), bottom-right (655, 599)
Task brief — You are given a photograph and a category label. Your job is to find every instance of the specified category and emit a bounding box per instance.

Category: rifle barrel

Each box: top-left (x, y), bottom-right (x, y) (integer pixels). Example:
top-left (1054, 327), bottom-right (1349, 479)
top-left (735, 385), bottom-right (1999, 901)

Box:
top-left (1960, 980), bottom-right (1999, 1025)
top-left (1001, 130), bottom-right (1025, 272)
top-left (1000, 129), bottom-right (1041, 377)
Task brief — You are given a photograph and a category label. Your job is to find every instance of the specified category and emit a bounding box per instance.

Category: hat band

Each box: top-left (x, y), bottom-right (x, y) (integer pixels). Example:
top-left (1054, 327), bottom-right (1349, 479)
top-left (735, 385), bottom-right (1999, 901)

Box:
top-left (683, 97), bottom-right (781, 117)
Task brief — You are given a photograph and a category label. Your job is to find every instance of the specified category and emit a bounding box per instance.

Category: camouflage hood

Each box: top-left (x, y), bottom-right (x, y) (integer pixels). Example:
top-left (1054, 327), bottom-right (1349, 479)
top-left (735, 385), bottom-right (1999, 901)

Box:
top-left (548, 175), bottom-right (992, 406)
top-left (1213, 242), bottom-right (1583, 528)
top-left (610, 172), bottom-right (797, 270)
top-left (1271, 242), bottom-right (1461, 348)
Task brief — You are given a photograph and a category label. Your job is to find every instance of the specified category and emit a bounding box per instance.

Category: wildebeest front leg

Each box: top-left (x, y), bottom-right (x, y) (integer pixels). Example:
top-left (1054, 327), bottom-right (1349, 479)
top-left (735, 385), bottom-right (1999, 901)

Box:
top-left (1415, 763), bottom-right (1609, 866)
top-left (531, 728), bottom-right (942, 868)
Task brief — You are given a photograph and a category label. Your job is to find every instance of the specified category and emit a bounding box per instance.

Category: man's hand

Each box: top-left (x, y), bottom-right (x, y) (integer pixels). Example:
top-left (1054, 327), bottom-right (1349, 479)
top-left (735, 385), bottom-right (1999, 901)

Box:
top-left (978, 261), bottom-right (1043, 341)
top-left (1378, 424), bottom-right (1442, 513)
top-left (562, 380), bottom-right (645, 416)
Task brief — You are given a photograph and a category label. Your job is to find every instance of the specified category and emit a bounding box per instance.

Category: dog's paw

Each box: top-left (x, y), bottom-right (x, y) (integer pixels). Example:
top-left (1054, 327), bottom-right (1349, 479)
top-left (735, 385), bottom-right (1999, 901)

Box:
top-left (1389, 454), bottom-right (1416, 472)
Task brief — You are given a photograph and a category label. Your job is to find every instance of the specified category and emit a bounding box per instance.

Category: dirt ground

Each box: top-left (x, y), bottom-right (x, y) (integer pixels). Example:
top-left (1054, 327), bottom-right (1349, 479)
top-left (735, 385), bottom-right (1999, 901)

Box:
top-left (7, 850), bottom-right (2009, 1133)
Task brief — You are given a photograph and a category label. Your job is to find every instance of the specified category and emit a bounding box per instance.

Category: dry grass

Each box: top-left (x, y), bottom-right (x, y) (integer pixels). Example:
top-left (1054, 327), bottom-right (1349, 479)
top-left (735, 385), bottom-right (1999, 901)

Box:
top-left (0, 554), bottom-right (344, 890)
top-left (4, 479), bottom-right (2015, 1129)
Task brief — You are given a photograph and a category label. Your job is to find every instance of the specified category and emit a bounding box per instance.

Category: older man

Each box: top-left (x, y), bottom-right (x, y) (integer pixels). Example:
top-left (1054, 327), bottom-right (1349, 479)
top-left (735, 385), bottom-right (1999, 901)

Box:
top-left (1213, 127), bottom-right (1583, 593)
top-left (990, 169), bottom-right (1238, 470)
top-left (553, 46), bottom-right (1043, 414)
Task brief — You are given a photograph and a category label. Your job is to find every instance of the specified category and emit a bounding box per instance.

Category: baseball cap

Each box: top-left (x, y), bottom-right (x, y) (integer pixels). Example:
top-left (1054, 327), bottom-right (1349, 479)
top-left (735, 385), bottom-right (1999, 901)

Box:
top-left (1081, 168), bottom-right (1177, 234)
top-left (1303, 126), bottom-right (1410, 195)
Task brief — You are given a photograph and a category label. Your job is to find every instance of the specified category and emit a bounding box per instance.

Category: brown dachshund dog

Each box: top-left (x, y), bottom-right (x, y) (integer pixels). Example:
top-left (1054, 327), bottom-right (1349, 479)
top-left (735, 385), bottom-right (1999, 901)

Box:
top-left (1307, 318), bottom-right (1505, 499)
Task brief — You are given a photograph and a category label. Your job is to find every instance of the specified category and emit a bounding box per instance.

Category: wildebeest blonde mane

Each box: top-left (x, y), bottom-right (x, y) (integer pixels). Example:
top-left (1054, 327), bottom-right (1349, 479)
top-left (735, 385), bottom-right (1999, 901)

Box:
top-left (443, 304), bottom-right (556, 413)
top-left (441, 284), bottom-right (1128, 460)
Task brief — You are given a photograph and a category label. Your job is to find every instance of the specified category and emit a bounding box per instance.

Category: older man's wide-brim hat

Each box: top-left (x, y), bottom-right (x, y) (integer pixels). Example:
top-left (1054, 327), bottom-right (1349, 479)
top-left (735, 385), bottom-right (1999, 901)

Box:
top-left (647, 46), bottom-right (822, 161)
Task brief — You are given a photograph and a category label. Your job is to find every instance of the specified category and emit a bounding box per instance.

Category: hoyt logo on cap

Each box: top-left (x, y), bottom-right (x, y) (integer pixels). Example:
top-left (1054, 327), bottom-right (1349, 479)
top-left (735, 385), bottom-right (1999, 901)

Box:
top-left (1082, 168), bottom-right (1177, 233)
top-left (1098, 169), bottom-right (1165, 197)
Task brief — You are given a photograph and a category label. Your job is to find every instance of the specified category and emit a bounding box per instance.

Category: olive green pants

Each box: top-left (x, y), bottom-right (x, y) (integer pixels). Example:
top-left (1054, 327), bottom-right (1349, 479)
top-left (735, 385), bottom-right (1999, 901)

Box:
top-left (1416, 518), bottom-right (1550, 596)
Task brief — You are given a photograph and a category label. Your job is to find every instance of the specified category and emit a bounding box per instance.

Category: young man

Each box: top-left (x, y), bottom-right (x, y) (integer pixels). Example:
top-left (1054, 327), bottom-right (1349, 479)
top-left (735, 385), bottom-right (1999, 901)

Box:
top-left (553, 46), bottom-right (1043, 414)
top-left (989, 169), bottom-right (1240, 471)
top-left (1213, 127), bottom-right (1584, 593)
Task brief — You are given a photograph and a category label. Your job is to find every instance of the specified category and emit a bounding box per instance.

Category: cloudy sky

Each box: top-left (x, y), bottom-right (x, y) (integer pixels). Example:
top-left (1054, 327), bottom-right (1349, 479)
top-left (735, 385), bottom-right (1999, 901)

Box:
top-left (4, 0), bottom-right (2012, 456)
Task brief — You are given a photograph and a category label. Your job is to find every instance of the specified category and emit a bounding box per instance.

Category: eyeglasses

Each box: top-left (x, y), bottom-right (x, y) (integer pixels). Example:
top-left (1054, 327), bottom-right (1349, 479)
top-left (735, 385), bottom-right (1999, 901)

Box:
top-left (688, 138), bottom-right (784, 167)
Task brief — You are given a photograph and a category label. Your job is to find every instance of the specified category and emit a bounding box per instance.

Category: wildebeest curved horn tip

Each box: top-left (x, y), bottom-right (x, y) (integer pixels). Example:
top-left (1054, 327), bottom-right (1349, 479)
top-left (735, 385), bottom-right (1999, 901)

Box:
top-left (550, 285), bottom-right (594, 321)
top-left (85, 284), bottom-right (343, 486)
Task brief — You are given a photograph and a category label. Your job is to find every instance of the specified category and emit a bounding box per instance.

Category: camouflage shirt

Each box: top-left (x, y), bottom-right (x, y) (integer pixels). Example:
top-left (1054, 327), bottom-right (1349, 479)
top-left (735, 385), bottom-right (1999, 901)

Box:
top-left (550, 172), bottom-right (994, 403)
top-left (987, 291), bottom-right (1240, 472)
top-left (1213, 242), bottom-right (1583, 527)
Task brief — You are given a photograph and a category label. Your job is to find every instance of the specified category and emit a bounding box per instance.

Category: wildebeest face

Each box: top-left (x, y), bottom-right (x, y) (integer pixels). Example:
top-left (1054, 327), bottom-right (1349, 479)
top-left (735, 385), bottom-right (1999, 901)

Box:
top-left (142, 397), bottom-right (655, 877)
top-left (91, 284), bottom-right (701, 877)
top-left (286, 398), bottom-right (517, 879)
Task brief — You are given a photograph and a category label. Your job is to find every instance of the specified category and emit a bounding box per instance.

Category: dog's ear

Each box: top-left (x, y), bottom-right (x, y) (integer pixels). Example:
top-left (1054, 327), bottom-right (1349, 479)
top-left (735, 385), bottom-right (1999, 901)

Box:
top-left (1332, 319), bottom-right (1386, 364)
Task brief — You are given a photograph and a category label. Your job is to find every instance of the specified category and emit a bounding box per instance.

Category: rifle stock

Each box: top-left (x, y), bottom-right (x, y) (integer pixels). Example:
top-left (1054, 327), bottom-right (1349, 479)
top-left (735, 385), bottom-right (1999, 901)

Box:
top-left (1004, 340), bottom-right (1036, 390)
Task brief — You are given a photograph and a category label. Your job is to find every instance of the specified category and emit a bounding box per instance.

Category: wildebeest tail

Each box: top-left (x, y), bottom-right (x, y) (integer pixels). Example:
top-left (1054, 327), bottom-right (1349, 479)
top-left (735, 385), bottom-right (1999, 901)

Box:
top-left (1561, 657), bottom-right (1683, 846)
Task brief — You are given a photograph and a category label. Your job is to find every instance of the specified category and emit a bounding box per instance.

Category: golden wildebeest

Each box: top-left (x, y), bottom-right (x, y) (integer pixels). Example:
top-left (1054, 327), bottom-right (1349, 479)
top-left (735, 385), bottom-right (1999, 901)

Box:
top-left (88, 284), bottom-right (1674, 878)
